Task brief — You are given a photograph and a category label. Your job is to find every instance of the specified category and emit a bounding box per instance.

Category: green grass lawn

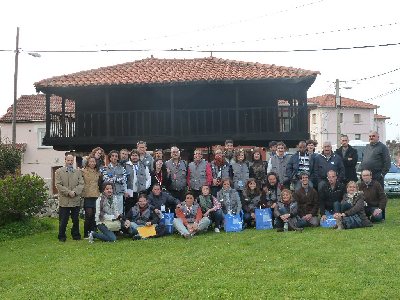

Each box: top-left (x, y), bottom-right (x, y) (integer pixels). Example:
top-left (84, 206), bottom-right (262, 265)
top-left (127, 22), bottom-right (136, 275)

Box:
top-left (1, 200), bottom-right (400, 299)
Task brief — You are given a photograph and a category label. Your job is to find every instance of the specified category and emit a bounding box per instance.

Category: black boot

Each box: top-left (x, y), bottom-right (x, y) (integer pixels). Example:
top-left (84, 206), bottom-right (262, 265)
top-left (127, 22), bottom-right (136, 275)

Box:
top-left (288, 219), bottom-right (303, 232)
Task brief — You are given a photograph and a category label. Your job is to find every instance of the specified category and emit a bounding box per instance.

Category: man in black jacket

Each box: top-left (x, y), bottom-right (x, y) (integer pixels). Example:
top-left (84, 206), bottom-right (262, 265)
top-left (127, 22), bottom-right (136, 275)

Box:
top-left (335, 135), bottom-right (358, 184)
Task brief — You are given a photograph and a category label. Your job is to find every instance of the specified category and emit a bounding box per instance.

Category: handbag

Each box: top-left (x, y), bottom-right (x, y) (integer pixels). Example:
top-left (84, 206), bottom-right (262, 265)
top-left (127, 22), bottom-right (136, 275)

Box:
top-left (255, 208), bottom-right (273, 230)
top-left (224, 211), bottom-right (243, 232)
top-left (160, 212), bottom-right (175, 234)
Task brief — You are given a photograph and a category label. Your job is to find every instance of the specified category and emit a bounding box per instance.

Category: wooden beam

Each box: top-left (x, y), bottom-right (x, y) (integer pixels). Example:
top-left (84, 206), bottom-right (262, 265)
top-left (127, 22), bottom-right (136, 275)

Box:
top-left (45, 94), bottom-right (50, 138)
top-left (105, 89), bottom-right (110, 139)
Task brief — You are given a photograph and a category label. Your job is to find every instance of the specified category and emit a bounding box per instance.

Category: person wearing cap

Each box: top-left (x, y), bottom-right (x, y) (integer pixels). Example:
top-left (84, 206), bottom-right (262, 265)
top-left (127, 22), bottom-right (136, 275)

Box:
top-left (293, 172), bottom-right (319, 227)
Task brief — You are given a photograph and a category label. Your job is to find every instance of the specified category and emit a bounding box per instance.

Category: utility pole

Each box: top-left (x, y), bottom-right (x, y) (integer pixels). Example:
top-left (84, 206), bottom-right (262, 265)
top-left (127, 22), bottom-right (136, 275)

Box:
top-left (335, 79), bottom-right (341, 147)
top-left (12, 27), bottom-right (20, 146)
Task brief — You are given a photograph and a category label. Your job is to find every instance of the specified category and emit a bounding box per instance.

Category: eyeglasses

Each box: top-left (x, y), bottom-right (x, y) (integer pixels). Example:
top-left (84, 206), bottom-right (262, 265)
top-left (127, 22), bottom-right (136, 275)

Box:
top-left (369, 135), bottom-right (376, 138)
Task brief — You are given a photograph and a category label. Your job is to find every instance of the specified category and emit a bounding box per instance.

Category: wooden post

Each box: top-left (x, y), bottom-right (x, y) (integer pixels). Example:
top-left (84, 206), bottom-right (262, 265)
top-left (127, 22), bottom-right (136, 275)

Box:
top-left (45, 94), bottom-right (50, 138)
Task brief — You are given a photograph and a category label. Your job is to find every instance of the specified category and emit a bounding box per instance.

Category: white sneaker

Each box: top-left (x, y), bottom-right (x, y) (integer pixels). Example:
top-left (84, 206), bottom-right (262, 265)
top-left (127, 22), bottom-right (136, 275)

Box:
top-left (214, 228), bottom-right (220, 233)
top-left (88, 231), bottom-right (94, 243)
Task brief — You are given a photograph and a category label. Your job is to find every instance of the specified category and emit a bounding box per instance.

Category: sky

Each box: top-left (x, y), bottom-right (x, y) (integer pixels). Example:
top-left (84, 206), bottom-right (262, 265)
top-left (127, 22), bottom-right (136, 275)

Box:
top-left (1, 0), bottom-right (399, 140)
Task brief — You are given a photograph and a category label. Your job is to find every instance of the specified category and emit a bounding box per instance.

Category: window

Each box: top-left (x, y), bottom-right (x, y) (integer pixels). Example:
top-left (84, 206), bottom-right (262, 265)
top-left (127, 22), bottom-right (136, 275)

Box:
top-left (312, 114), bottom-right (316, 124)
top-left (340, 113), bottom-right (343, 123)
top-left (38, 128), bottom-right (52, 148)
top-left (355, 134), bottom-right (361, 140)
top-left (354, 114), bottom-right (361, 123)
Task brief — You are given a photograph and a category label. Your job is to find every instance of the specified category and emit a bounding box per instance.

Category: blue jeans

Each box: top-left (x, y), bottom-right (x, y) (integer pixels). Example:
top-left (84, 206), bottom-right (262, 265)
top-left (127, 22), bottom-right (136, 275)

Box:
top-left (209, 209), bottom-right (224, 228)
top-left (93, 224), bottom-right (116, 242)
top-left (173, 217), bottom-right (211, 235)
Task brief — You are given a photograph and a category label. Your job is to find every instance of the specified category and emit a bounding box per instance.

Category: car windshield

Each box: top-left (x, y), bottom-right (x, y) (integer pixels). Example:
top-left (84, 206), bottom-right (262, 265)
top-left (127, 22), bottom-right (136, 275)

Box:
top-left (389, 163), bottom-right (400, 173)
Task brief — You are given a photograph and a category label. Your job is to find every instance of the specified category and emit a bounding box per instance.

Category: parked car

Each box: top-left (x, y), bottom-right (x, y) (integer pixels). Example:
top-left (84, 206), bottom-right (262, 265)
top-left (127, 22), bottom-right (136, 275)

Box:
top-left (384, 163), bottom-right (400, 196)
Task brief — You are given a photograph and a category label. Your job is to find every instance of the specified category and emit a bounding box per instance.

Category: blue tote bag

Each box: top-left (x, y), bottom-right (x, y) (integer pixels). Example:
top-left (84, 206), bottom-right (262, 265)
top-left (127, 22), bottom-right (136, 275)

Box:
top-left (224, 211), bottom-right (243, 232)
top-left (255, 208), bottom-right (273, 230)
top-left (160, 212), bottom-right (175, 234)
top-left (320, 212), bottom-right (336, 228)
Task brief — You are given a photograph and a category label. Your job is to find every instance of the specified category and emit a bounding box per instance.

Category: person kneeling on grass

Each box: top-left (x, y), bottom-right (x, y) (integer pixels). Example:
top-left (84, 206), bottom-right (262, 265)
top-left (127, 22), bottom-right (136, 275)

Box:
top-left (274, 189), bottom-right (303, 232)
top-left (197, 185), bottom-right (223, 233)
top-left (173, 192), bottom-right (211, 239)
top-left (89, 183), bottom-right (122, 243)
top-left (333, 181), bottom-right (372, 230)
top-left (124, 193), bottom-right (165, 240)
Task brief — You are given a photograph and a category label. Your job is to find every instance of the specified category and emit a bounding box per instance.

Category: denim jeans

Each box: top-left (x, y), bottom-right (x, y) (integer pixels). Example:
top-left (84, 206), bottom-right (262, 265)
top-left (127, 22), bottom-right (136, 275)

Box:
top-left (209, 209), bottom-right (224, 228)
top-left (173, 217), bottom-right (211, 235)
top-left (58, 206), bottom-right (81, 240)
top-left (93, 223), bottom-right (117, 242)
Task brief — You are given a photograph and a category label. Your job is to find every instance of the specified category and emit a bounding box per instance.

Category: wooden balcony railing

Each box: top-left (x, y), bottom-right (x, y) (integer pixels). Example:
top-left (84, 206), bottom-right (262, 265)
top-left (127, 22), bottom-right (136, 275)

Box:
top-left (47, 106), bottom-right (307, 140)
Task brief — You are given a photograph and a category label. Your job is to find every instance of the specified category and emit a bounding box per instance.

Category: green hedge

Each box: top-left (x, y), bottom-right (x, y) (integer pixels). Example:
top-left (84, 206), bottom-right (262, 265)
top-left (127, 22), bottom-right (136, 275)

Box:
top-left (0, 174), bottom-right (48, 226)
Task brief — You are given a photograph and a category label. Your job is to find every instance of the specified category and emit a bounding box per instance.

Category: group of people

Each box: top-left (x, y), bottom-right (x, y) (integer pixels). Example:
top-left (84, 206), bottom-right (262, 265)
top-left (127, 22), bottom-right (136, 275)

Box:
top-left (55, 131), bottom-right (390, 242)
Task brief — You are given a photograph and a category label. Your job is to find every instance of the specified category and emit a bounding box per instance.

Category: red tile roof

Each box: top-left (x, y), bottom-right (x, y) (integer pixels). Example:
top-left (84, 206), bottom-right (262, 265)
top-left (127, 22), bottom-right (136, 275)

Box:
top-left (374, 114), bottom-right (390, 119)
top-left (0, 94), bottom-right (75, 123)
top-left (307, 94), bottom-right (378, 109)
top-left (34, 57), bottom-right (320, 89)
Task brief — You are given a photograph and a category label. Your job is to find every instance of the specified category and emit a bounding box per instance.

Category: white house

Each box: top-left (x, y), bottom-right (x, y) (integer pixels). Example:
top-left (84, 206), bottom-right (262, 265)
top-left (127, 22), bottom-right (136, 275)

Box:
top-left (308, 94), bottom-right (389, 152)
top-left (0, 94), bottom-right (74, 193)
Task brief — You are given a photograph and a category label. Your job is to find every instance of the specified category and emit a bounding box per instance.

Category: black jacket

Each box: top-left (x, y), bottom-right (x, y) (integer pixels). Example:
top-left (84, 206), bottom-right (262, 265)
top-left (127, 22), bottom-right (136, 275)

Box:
top-left (335, 145), bottom-right (358, 183)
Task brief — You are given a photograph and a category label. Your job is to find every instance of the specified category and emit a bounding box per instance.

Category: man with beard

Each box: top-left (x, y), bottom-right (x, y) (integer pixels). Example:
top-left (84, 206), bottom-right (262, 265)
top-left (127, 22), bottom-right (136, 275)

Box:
top-left (224, 139), bottom-right (235, 165)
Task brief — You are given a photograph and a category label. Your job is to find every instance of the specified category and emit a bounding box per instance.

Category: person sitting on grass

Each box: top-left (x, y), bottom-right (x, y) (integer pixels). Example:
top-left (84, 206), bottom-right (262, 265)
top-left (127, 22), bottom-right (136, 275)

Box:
top-left (89, 183), bottom-right (121, 243)
top-left (333, 181), bottom-right (373, 230)
top-left (319, 170), bottom-right (345, 222)
top-left (124, 193), bottom-right (165, 240)
top-left (358, 169), bottom-right (387, 222)
top-left (197, 184), bottom-right (223, 233)
top-left (241, 178), bottom-right (261, 228)
top-left (274, 189), bottom-right (303, 232)
top-left (216, 178), bottom-right (242, 216)
top-left (174, 192), bottom-right (211, 239)
top-left (293, 172), bottom-right (319, 228)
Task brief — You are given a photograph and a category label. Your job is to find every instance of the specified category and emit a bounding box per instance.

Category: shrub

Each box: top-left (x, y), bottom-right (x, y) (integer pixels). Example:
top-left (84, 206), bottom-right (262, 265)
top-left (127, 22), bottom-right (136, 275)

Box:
top-left (0, 141), bottom-right (22, 179)
top-left (0, 174), bottom-right (48, 226)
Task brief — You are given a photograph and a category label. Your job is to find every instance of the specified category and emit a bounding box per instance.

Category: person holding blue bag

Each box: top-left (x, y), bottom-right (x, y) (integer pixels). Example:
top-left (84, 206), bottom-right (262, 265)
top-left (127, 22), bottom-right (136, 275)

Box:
top-left (293, 172), bottom-right (319, 228)
top-left (333, 181), bottom-right (372, 230)
top-left (197, 185), bottom-right (224, 233)
top-left (319, 170), bottom-right (345, 223)
top-left (217, 178), bottom-right (242, 232)
top-left (273, 189), bottom-right (303, 232)
top-left (241, 178), bottom-right (261, 228)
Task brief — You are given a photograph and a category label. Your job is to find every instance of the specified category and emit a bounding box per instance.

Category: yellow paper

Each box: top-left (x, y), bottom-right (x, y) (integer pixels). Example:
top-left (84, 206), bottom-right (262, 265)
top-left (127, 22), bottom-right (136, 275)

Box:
top-left (137, 225), bottom-right (157, 238)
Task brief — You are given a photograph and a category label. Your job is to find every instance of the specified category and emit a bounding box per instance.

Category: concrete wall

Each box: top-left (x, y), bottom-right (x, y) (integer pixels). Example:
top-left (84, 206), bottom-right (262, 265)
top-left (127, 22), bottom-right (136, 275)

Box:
top-left (0, 122), bottom-right (65, 193)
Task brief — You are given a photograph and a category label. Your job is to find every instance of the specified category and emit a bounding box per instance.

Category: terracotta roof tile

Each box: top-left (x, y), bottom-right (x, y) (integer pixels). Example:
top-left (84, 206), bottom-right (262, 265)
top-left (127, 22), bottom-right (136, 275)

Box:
top-left (374, 114), bottom-right (390, 119)
top-left (0, 94), bottom-right (75, 123)
top-left (35, 57), bottom-right (320, 89)
top-left (307, 94), bottom-right (378, 109)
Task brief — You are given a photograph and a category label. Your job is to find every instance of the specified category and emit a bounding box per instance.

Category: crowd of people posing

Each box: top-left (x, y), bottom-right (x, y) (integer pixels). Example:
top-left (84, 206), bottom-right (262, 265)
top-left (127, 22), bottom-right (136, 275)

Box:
top-left (55, 134), bottom-right (390, 242)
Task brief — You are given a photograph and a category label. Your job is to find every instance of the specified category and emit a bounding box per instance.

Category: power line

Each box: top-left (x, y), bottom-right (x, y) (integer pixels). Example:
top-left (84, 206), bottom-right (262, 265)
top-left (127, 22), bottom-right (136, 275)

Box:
top-left (337, 67), bottom-right (400, 83)
top-left (1, 40), bottom-right (400, 55)
top-left (187, 21), bottom-right (400, 49)
top-left (87, 0), bottom-right (326, 49)
top-left (365, 87), bottom-right (400, 101)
